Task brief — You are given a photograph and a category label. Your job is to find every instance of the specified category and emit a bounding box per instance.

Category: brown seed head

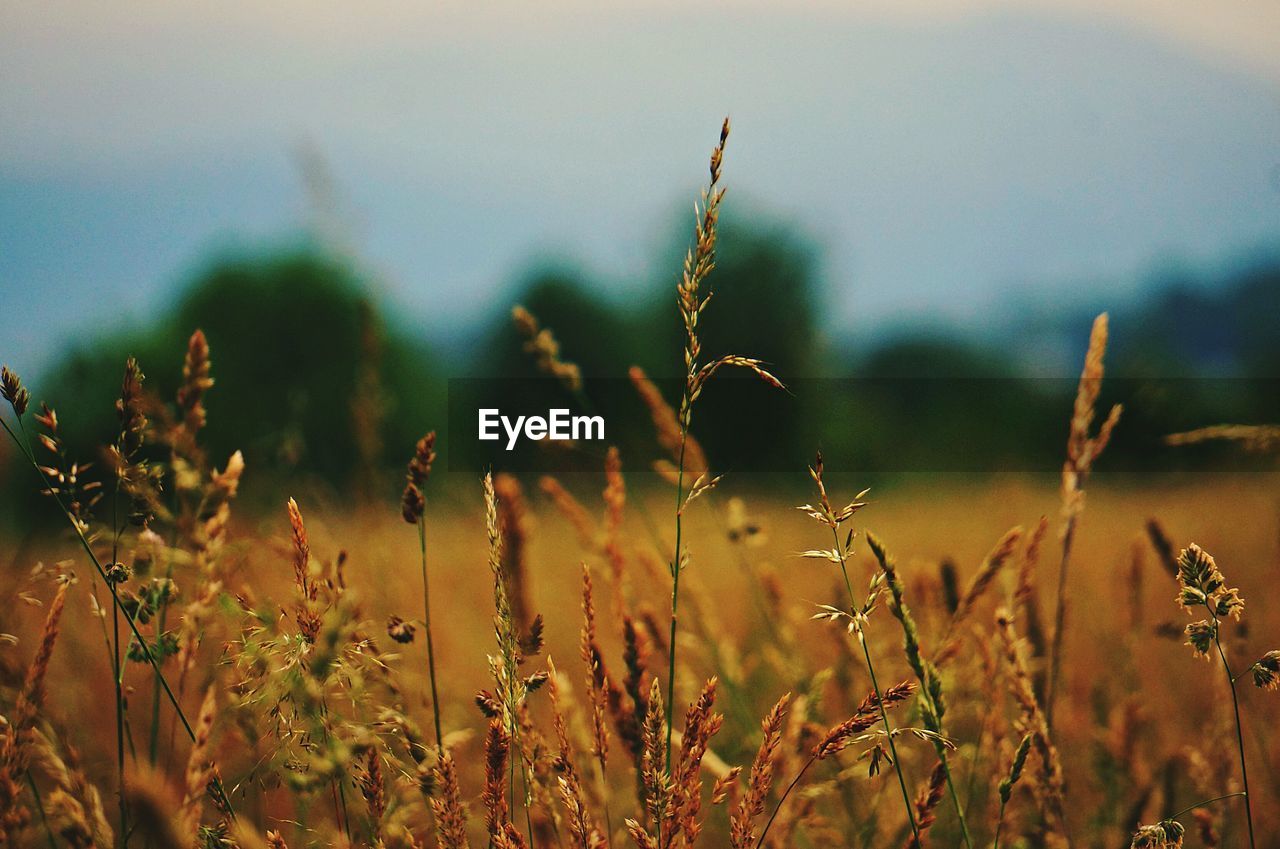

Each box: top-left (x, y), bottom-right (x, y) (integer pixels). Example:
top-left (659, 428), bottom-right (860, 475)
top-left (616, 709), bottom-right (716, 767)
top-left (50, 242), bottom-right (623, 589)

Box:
top-left (176, 329), bottom-right (213, 433)
top-left (1, 366), bottom-right (29, 416)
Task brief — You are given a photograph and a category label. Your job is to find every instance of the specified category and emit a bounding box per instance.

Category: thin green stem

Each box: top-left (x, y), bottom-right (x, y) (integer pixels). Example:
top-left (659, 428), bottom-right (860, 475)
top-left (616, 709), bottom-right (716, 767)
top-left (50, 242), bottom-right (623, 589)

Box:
top-left (658, 419), bottom-right (690, 849)
top-left (110, 479), bottom-right (128, 848)
top-left (664, 429), bottom-right (689, 775)
top-left (832, 531), bottom-right (919, 846)
top-left (418, 521), bottom-right (444, 747)
top-left (936, 753), bottom-right (973, 849)
top-left (1168, 791), bottom-right (1247, 823)
top-left (755, 754), bottom-right (818, 849)
top-left (855, 635), bottom-right (919, 845)
top-left (1210, 620), bottom-right (1256, 849)
top-left (992, 800), bottom-right (1007, 849)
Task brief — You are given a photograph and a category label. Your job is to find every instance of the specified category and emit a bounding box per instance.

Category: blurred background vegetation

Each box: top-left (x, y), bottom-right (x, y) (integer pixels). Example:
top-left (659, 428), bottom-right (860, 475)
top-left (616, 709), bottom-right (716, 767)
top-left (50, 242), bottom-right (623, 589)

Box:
top-left (4, 206), bottom-right (1277, 528)
top-left (6, 4), bottom-right (1280, 527)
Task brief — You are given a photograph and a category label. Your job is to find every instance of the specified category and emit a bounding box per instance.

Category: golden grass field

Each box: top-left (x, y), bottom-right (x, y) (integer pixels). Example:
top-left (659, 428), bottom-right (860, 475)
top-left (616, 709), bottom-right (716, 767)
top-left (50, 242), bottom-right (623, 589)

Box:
top-left (2, 120), bottom-right (1279, 849)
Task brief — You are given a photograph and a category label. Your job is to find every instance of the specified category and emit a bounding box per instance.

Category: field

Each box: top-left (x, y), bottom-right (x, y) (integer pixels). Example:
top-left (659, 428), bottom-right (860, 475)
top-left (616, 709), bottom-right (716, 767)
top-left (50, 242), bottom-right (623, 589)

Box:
top-left (2, 123), bottom-right (1280, 849)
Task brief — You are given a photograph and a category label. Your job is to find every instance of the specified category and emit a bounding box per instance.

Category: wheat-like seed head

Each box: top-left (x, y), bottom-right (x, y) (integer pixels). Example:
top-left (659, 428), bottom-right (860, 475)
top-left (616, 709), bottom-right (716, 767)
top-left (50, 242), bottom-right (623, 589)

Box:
top-left (1165, 424), bottom-right (1280, 454)
top-left (401, 431), bottom-right (437, 524)
top-left (512, 305), bottom-right (583, 392)
top-left (728, 692), bottom-right (790, 849)
top-left (430, 748), bottom-right (471, 849)
top-left (176, 329), bottom-right (213, 435)
top-left (0, 365), bottom-right (29, 416)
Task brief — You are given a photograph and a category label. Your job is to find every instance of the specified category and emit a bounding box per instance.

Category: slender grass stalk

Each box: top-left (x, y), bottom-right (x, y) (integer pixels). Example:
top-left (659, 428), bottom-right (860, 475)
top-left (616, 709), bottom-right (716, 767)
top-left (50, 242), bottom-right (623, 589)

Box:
top-left (661, 119), bottom-right (784, 798)
top-left (663, 117), bottom-right (727, 786)
top-left (1046, 314), bottom-right (1121, 732)
top-left (1174, 543), bottom-right (1256, 849)
top-left (401, 432), bottom-right (443, 747)
top-left (418, 520), bottom-right (444, 747)
top-left (754, 753), bottom-right (815, 849)
top-left (1209, 609), bottom-right (1256, 848)
top-left (663, 433), bottom-right (688, 777)
top-left (483, 472), bottom-right (538, 849)
top-left (831, 529), bottom-right (920, 846)
top-left (110, 478), bottom-right (128, 847)
top-left (1168, 792), bottom-right (1247, 822)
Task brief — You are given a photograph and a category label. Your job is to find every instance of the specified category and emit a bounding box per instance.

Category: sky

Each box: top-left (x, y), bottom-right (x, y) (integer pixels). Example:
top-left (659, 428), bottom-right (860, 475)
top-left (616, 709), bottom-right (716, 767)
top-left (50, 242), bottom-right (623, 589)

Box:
top-left (2, 0), bottom-right (1279, 377)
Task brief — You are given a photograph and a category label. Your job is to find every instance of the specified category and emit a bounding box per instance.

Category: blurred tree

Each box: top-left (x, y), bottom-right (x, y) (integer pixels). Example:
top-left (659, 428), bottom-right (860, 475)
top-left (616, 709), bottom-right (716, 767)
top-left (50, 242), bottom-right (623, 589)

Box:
top-left (20, 246), bottom-right (443, 510)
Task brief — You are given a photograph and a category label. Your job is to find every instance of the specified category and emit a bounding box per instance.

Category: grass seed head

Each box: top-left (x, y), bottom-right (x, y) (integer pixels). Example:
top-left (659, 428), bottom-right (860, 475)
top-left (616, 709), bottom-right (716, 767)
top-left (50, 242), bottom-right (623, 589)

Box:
top-left (0, 365), bottom-right (29, 416)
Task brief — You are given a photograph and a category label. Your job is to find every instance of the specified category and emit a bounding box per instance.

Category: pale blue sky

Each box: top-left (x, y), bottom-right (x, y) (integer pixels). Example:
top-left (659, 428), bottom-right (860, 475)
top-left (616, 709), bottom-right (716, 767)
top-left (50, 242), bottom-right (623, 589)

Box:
top-left (2, 1), bottom-right (1278, 376)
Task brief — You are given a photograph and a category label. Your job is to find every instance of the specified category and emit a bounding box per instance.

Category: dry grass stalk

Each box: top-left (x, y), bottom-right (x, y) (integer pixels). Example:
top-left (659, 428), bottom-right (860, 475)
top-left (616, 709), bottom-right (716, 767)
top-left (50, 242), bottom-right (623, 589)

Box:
top-left (402, 431), bottom-right (446, 747)
top-left (665, 678), bottom-right (722, 847)
top-left (0, 581), bottom-right (69, 842)
top-left (639, 680), bottom-right (672, 834)
top-left (400, 431), bottom-right (436, 525)
top-left (936, 526), bottom-right (1023, 666)
top-left (729, 694), bottom-right (790, 849)
top-left (628, 366), bottom-right (708, 482)
top-left (813, 681), bottom-right (915, 761)
top-left (513, 305), bottom-right (583, 393)
top-left (906, 760), bottom-right (948, 848)
top-left (0, 366), bottom-right (30, 416)
top-left (547, 659), bottom-right (607, 849)
top-left (28, 730), bottom-right (113, 849)
top-left (178, 685), bottom-right (218, 838)
top-left (494, 473), bottom-right (535, 636)
top-left (286, 498), bottom-right (322, 643)
top-left (602, 447), bottom-right (628, 592)
top-left (1165, 424), bottom-right (1280, 454)
top-left (1144, 518), bottom-right (1179, 580)
top-left (358, 745), bottom-right (386, 835)
top-left (1047, 313), bottom-right (1122, 730)
top-left (175, 330), bottom-right (212, 425)
top-left (483, 719), bottom-right (514, 840)
top-left (1013, 517), bottom-right (1051, 682)
top-left (994, 607), bottom-right (1068, 842)
top-left (800, 457), bottom-right (922, 844)
top-left (663, 117), bottom-right (785, 787)
top-left (578, 565), bottom-right (617, 845)
top-left (430, 748), bottom-right (471, 849)
top-left (483, 472), bottom-right (545, 849)
top-left (541, 476), bottom-right (599, 549)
